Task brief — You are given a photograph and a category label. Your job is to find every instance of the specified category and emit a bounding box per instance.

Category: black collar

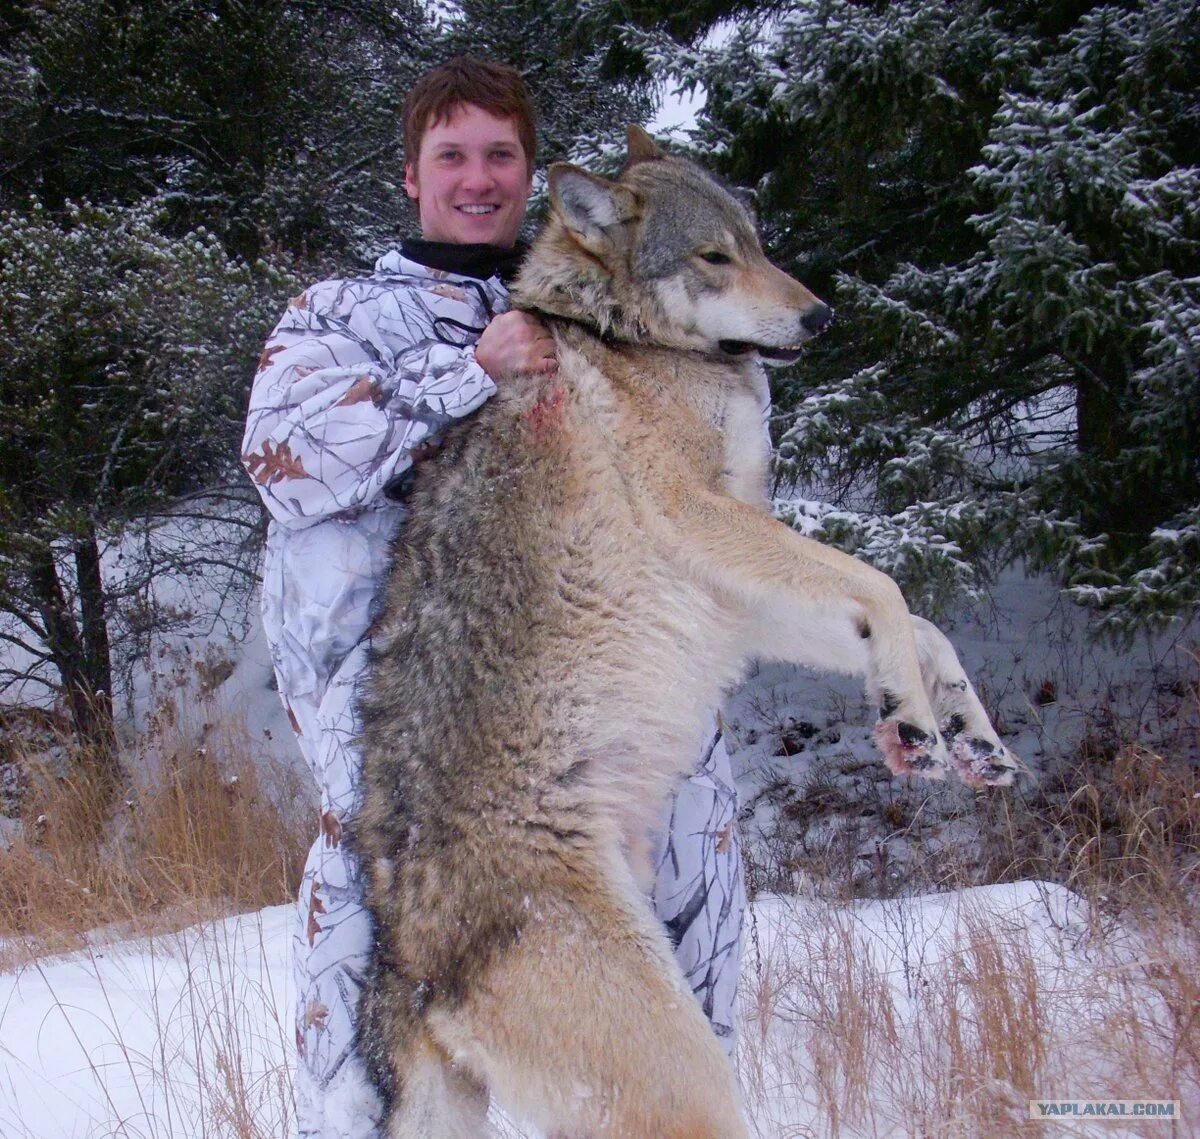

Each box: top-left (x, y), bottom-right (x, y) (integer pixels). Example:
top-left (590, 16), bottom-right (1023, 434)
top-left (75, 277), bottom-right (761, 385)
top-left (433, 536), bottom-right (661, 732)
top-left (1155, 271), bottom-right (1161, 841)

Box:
top-left (400, 238), bottom-right (529, 284)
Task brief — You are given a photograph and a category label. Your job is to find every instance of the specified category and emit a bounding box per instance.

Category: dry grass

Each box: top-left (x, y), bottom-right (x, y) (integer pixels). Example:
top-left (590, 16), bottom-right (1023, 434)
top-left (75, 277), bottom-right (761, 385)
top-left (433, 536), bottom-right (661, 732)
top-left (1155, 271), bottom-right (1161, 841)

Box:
top-left (737, 680), bottom-right (1200, 1137)
top-left (970, 730), bottom-right (1200, 928)
top-left (0, 680), bottom-right (309, 1138)
top-left (739, 887), bottom-right (1199, 1137)
top-left (0, 906), bottom-right (297, 1139)
top-left (0, 698), bottom-right (311, 968)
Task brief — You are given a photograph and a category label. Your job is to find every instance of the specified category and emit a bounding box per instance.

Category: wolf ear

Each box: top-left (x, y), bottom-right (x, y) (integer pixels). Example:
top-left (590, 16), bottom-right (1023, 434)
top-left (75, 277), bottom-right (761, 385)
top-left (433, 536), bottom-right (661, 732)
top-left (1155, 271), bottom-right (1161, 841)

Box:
top-left (626, 124), bottom-right (665, 165)
top-left (549, 164), bottom-right (639, 255)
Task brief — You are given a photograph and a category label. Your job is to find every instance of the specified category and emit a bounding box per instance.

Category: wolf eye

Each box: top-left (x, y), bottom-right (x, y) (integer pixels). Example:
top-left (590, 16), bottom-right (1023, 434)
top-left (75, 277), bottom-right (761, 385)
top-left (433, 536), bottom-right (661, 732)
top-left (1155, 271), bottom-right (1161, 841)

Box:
top-left (698, 250), bottom-right (732, 265)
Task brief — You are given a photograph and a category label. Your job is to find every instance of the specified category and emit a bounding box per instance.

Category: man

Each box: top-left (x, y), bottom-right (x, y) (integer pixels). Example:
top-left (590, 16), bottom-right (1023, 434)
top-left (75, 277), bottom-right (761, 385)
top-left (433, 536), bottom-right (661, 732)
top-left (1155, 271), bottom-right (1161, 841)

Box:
top-left (242, 56), bottom-right (746, 1138)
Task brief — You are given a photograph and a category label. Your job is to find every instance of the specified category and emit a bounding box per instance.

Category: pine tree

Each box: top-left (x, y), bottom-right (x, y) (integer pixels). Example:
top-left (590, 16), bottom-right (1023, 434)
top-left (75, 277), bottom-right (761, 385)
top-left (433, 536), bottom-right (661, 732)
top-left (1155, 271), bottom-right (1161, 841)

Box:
top-left (648, 0), bottom-right (1200, 629)
top-left (0, 200), bottom-right (295, 766)
top-left (0, 0), bottom-right (662, 757)
top-left (0, 0), bottom-right (432, 263)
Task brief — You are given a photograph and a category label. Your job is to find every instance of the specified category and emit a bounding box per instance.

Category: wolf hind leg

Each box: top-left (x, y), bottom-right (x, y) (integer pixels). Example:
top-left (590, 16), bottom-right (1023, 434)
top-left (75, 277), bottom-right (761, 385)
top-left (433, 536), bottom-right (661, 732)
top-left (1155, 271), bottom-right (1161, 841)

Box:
top-left (384, 1031), bottom-right (492, 1139)
top-left (428, 869), bottom-right (750, 1138)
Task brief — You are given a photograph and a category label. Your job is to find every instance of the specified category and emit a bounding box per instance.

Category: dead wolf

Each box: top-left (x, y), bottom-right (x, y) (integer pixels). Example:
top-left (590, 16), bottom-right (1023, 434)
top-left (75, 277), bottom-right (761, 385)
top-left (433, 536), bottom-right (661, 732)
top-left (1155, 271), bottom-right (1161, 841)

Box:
top-left (357, 126), bottom-right (1017, 1138)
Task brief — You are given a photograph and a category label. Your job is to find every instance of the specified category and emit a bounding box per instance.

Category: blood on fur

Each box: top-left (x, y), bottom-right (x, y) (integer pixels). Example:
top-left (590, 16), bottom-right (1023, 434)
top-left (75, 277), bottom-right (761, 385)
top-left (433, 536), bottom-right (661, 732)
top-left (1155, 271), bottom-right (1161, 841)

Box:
top-left (524, 380), bottom-right (567, 439)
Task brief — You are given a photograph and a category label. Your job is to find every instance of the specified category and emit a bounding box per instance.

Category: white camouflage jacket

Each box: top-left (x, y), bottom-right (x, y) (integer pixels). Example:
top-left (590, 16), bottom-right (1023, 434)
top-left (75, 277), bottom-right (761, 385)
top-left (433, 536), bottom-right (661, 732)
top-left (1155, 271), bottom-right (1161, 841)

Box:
top-left (241, 250), bottom-right (511, 726)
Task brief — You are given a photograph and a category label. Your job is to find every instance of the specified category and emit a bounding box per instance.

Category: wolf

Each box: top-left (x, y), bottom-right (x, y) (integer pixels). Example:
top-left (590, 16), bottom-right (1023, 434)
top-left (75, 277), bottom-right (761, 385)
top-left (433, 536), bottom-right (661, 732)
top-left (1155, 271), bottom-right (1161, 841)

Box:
top-left (357, 125), bottom-right (1018, 1138)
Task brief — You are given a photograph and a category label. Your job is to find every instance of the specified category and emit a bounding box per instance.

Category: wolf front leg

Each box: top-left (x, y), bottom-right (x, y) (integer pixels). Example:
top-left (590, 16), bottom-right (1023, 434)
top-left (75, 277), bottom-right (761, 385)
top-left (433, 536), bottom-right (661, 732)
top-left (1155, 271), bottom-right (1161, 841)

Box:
top-left (910, 615), bottom-right (1019, 786)
top-left (666, 490), bottom-right (952, 779)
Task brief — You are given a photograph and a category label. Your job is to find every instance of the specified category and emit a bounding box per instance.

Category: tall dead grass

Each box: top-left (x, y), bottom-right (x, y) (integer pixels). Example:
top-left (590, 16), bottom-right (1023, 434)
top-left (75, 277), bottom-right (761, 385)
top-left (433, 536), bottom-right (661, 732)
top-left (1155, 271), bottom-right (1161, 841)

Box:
top-left (0, 679), bottom-right (308, 1137)
top-left (739, 683), bottom-right (1200, 1137)
top-left (0, 701), bottom-right (311, 967)
top-left (965, 717), bottom-right (1200, 931)
top-left (3, 654), bottom-right (1196, 1136)
top-left (741, 887), bottom-right (1198, 1136)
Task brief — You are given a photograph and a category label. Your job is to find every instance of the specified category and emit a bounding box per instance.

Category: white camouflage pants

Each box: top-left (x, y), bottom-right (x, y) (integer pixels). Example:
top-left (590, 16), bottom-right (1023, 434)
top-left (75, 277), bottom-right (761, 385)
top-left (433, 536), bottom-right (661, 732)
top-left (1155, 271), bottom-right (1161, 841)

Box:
top-left (287, 643), bottom-right (746, 1138)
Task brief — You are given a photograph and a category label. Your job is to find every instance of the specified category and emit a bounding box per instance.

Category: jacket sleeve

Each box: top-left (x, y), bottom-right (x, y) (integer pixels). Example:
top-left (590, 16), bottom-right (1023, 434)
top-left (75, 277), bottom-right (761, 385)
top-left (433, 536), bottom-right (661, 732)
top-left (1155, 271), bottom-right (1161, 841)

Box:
top-left (241, 285), bottom-right (497, 529)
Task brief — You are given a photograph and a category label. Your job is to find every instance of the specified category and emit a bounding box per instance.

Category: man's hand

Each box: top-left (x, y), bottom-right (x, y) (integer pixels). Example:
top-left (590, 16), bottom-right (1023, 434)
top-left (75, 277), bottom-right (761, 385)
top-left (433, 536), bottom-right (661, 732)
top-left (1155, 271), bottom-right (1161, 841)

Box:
top-left (475, 311), bottom-right (557, 381)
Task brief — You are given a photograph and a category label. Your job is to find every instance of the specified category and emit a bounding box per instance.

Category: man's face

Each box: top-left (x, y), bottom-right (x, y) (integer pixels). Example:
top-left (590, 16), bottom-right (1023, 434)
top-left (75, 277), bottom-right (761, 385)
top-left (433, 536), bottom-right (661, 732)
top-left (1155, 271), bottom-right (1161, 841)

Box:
top-left (405, 104), bottom-right (533, 247)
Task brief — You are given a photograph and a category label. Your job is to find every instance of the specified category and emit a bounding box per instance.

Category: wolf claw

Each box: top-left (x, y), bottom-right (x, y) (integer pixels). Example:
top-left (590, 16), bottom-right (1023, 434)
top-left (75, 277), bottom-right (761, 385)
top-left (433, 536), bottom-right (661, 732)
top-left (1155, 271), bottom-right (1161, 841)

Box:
top-left (951, 735), bottom-right (1018, 787)
top-left (873, 719), bottom-right (948, 780)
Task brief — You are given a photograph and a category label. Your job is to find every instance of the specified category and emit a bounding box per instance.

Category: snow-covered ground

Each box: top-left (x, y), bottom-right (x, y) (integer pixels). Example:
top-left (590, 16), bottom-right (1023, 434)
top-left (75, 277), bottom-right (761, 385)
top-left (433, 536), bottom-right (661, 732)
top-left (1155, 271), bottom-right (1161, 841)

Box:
top-left (0, 907), bottom-right (294, 1139)
top-left (725, 567), bottom-right (1197, 898)
top-left (1, 879), bottom-right (1189, 1137)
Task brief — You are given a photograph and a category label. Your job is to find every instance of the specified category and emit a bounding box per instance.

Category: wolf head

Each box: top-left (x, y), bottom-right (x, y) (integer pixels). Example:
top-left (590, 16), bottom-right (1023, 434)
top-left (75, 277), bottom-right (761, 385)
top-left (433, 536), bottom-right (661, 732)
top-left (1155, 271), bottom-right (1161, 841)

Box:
top-left (512, 126), bottom-right (831, 361)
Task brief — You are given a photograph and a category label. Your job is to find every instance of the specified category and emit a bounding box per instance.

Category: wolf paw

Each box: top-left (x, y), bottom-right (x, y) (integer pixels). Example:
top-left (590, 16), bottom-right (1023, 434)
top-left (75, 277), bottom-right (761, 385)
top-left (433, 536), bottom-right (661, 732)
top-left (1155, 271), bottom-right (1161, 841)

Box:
top-left (948, 734), bottom-right (1019, 788)
top-left (873, 719), bottom-right (948, 780)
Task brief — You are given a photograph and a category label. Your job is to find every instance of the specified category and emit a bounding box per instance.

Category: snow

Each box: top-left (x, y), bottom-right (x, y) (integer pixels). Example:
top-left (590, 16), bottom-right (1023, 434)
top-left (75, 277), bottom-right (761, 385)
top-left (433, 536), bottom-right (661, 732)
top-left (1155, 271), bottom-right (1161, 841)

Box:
top-left (0, 907), bottom-right (295, 1139)
top-left (3, 566), bottom-right (1195, 1137)
top-left (2, 505), bottom-right (1195, 1138)
top-left (0, 883), bottom-right (1124, 1138)
top-left (5, 873), bottom-right (1188, 1137)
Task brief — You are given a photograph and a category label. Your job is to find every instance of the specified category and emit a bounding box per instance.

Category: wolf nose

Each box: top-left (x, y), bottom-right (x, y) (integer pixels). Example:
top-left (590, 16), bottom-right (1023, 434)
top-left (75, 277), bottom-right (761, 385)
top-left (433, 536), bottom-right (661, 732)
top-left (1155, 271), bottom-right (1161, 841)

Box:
top-left (802, 303), bottom-right (833, 335)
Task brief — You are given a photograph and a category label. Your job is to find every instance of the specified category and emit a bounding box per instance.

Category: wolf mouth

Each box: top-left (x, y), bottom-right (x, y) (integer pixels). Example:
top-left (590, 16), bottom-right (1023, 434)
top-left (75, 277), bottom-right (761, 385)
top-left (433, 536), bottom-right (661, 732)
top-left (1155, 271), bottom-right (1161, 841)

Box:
top-left (717, 339), bottom-right (806, 363)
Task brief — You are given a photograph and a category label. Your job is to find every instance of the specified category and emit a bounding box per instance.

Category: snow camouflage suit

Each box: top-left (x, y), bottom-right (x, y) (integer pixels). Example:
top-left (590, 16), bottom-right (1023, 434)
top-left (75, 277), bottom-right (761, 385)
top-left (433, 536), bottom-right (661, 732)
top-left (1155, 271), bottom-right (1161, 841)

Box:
top-left (242, 249), bottom-right (750, 1138)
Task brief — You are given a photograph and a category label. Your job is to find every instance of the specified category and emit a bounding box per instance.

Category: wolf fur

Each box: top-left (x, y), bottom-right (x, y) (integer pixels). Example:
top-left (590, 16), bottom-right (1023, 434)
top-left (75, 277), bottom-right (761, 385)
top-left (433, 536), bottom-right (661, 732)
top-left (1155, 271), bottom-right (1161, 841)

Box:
top-left (357, 126), bottom-right (1017, 1138)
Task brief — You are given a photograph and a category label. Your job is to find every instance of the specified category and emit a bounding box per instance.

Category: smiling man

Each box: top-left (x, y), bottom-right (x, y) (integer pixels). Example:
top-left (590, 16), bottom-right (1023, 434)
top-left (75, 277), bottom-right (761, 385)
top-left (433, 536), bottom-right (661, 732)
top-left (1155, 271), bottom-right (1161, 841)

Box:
top-left (243, 56), bottom-right (747, 1138)
top-left (404, 104), bottom-right (530, 246)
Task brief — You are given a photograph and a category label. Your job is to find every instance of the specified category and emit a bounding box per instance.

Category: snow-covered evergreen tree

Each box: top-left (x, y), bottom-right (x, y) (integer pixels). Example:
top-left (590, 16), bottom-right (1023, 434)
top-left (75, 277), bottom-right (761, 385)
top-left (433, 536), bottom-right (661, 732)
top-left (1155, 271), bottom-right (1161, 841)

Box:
top-left (0, 0), bottom-right (658, 264)
top-left (0, 0), bottom-right (432, 264)
top-left (0, 0), bottom-right (661, 760)
top-left (647, 0), bottom-right (1200, 630)
top-left (0, 200), bottom-right (294, 762)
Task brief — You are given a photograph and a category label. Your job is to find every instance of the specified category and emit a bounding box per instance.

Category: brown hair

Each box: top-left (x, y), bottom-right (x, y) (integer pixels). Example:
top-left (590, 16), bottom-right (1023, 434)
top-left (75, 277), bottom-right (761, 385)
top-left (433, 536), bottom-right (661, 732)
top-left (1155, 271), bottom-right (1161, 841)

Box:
top-left (403, 56), bottom-right (537, 173)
